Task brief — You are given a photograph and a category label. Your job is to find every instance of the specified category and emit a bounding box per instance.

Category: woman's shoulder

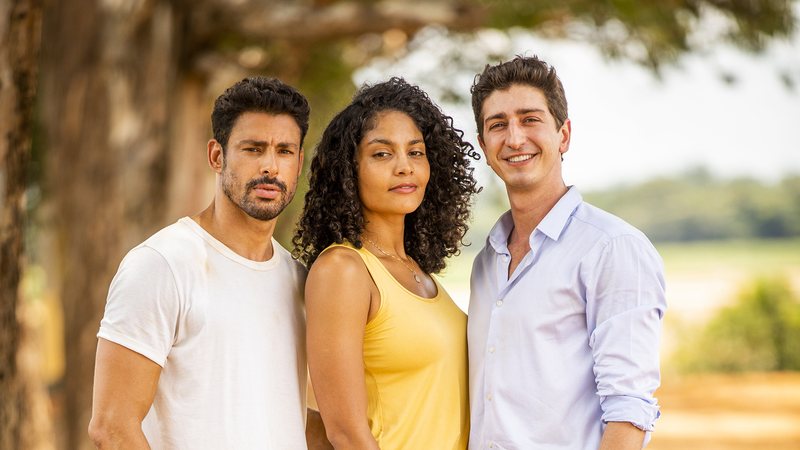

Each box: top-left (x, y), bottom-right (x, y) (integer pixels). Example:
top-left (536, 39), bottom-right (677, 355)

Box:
top-left (306, 243), bottom-right (375, 311)
top-left (310, 243), bottom-right (369, 280)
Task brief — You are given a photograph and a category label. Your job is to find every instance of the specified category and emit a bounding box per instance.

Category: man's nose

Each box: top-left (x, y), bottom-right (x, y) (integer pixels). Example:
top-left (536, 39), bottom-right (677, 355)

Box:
top-left (506, 121), bottom-right (526, 150)
top-left (261, 151), bottom-right (278, 175)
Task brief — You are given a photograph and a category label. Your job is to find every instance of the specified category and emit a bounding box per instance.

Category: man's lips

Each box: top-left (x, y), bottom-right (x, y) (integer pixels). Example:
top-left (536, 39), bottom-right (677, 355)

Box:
top-left (389, 183), bottom-right (418, 193)
top-left (252, 184), bottom-right (282, 199)
top-left (504, 153), bottom-right (537, 164)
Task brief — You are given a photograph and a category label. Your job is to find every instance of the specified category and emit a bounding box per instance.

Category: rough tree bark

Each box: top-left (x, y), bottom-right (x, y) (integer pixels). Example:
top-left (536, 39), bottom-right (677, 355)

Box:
top-left (0, 0), bottom-right (42, 448)
top-left (40, 0), bottom-right (178, 447)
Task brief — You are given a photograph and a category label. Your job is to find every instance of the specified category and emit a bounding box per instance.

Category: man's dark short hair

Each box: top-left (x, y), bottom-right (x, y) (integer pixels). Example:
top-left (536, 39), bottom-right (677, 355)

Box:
top-left (211, 76), bottom-right (310, 151)
top-left (470, 55), bottom-right (568, 138)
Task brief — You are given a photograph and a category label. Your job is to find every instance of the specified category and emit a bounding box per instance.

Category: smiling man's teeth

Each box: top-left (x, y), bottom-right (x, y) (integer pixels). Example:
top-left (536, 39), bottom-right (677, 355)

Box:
top-left (508, 154), bottom-right (533, 162)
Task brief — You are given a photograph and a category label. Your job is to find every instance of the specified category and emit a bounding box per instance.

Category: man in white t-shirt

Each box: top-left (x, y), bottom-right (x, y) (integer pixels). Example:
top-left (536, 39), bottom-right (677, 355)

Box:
top-left (89, 77), bottom-right (325, 449)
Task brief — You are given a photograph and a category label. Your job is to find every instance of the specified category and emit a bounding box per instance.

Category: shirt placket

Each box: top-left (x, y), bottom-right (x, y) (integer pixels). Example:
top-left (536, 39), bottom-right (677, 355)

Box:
top-left (483, 234), bottom-right (543, 449)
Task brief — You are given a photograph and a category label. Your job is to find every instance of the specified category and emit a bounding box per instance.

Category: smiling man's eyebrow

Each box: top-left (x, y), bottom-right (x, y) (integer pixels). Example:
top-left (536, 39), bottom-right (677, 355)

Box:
top-left (484, 112), bottom-right (507, 124)
top-left (516, 108), bottom-right (545, 115)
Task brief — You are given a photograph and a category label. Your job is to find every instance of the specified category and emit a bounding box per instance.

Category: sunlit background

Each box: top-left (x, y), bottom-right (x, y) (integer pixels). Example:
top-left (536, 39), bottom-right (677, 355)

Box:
top-left (2, 1), bottom-right (799, 449)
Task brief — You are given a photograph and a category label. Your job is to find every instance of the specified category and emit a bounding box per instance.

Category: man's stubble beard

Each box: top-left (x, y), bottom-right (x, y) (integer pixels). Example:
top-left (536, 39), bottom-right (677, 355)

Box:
top-left (221, 166), bottom-right (296, 222)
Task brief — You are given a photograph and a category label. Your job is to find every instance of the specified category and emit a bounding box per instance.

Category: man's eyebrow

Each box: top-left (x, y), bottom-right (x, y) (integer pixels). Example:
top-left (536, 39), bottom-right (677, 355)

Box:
top-left (517, 108), bottom-right (546, 115)
top-left (483, 112), bottom-right (507, 124)
top-left (484, 108), bottom-right (546, 125)
top-left (236, 139), bottom-right (298, 149)
top-left (236, 139), bottom-right (267, 147)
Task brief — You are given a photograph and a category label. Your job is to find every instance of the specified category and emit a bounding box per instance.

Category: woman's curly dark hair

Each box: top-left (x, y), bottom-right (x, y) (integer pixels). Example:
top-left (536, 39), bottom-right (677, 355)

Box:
top-left (292, 77), bottom-right (481, 273)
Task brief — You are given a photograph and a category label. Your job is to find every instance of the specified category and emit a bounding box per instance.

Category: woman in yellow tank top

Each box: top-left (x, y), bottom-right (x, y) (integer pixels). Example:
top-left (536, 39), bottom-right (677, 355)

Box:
top-left (293, 78), bottom-right (480, 449)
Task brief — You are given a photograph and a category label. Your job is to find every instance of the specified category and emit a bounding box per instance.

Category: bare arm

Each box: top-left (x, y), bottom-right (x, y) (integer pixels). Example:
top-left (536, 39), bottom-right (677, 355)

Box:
top-left (306, 379), bottom-right (333, 450)
top-left (88, 339), bottom-right (161, 449)
top-left (598, 422), bottom-right (645, 450)
top-left (306, 248), bottom-right (380, 450)
top-left (306, 408), bottom-right (334, 450)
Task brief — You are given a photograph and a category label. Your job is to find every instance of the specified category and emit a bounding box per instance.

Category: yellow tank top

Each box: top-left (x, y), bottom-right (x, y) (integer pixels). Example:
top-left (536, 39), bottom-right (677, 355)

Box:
top-left (324, 243), bottom-right (469, 450)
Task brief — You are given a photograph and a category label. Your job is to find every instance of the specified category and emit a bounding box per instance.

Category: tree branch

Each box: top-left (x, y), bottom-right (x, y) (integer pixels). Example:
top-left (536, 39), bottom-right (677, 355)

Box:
top-left (187, 0), bottom-right (487, 45)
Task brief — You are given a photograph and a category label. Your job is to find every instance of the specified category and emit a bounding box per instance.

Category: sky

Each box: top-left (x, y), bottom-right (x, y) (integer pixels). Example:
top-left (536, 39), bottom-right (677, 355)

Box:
top-left (355, 24), bottom-right (800, 191)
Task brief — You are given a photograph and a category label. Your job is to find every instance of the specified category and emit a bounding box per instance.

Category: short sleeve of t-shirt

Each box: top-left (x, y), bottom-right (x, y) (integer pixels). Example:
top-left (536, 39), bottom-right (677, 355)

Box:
top-left (98, 246), bottom-right (180, 367)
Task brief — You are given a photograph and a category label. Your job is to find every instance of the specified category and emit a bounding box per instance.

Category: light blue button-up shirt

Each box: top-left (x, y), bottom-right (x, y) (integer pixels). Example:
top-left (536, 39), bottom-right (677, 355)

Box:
top-left (468, 187), bottom-right (666, 450)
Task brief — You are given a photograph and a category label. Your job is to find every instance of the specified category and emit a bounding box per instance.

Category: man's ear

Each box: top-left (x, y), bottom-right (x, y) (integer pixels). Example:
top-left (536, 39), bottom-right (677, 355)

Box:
top-left (297, 147), bottom-right (304, 176)
top-left (208, 140), bottom-right (224, 173)
top-left (559, 119), bottom-right (572, 156)
top-left (477, 133), bottom-right (489, 165)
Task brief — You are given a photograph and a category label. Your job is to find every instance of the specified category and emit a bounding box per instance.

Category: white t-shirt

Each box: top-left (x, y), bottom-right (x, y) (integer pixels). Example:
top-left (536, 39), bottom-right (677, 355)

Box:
top-left (98, 217), bottom-right (308, 449)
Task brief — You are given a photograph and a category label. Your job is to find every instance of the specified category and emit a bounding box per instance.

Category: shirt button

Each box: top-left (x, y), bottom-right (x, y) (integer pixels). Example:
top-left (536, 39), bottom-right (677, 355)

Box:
top-left (487, 393), bottom-right (493, 401)
top-left (488, 443), bottom-right (494, 448)
top-left (496, 300), bottom-right (503, 307)
top-left (488, 346), bottom-right (495, 353)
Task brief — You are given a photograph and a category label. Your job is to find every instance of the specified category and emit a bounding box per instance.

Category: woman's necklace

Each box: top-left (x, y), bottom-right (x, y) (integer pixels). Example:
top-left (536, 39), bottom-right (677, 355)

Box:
top-left (361, 235), bottom-right (422, 284)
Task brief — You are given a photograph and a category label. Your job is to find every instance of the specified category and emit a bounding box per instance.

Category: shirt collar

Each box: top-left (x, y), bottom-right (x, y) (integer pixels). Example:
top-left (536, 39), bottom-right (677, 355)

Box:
top-left (487, 210), bottom-right (514, 255)
top-left (486, 186), bottom-right (583, 254)
top-left (536, 186), bottom-right (582, 242)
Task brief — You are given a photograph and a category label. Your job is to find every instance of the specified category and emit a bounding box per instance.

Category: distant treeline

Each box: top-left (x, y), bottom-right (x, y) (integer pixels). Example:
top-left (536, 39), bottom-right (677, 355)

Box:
top-left (584, 168), bottom-right (800, 243)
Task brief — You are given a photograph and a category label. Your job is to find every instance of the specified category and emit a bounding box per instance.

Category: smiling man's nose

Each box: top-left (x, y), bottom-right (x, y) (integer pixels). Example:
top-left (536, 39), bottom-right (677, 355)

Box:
top-left (506, 121), bottom-right (526, 150)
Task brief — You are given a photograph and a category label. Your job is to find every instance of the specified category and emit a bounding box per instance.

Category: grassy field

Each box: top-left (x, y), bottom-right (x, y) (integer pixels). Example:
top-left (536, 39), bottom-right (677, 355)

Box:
top-left (650, 372), bottom-right (800, 450)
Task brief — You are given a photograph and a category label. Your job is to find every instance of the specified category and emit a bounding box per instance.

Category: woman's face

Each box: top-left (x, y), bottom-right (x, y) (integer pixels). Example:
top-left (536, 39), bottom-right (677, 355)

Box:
top-left (356, 110), bottom-right (430, 221)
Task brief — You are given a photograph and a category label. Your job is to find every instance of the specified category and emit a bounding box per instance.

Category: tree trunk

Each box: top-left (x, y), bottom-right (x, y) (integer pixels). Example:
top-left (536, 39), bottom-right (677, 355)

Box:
top-left (0, 0), bottom-right (42, 448)
top-left (40, 0), bottom-right (179, 447)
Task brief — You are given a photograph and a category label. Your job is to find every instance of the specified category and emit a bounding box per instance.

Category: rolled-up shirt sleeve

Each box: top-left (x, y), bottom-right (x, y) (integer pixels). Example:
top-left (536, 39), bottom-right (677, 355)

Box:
top-left (586, 234), bottom-right (667, 431)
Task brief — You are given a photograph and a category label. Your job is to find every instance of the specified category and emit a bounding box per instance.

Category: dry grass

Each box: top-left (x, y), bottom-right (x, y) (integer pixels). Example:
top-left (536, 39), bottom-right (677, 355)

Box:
top-left (650, 372), bottom-right (800, 450)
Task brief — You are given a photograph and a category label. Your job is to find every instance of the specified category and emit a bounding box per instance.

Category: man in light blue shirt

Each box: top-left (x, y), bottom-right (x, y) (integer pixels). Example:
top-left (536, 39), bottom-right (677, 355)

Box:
top-left (467, 55), bottom-right (666, 450)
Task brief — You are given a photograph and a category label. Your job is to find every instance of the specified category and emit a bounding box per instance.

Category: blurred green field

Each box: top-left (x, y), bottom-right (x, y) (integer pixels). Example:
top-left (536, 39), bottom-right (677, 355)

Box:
top-left (439, 237), bottom-right (800, 314)
top-left (658, 238), bottom-right (800, 273)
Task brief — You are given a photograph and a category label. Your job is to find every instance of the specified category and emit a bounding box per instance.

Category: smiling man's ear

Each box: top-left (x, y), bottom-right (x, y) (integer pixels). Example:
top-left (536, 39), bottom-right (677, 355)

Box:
top-left (477, 134), bottom-right (490, 166)
top-left (558, 119), bottom-right (572, 157)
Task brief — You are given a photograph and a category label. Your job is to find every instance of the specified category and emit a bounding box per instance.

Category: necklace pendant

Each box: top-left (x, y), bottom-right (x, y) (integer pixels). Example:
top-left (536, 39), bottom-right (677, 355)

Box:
top-left (413, 274), bottom-right (422, 283)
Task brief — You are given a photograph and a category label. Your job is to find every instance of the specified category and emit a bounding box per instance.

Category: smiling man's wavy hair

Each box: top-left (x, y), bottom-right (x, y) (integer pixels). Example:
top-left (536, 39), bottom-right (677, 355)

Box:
top-left (471, 55), bottom-right (568, 139)
top-left (292, 77), bottom-right (480, 273)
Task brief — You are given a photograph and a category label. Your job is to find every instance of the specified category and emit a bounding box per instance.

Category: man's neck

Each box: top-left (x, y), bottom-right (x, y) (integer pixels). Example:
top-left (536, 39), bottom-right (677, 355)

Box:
top-left (506, 181), bottom-right (568, 246)
top-left (192, 197), bottom-right (277, 262)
